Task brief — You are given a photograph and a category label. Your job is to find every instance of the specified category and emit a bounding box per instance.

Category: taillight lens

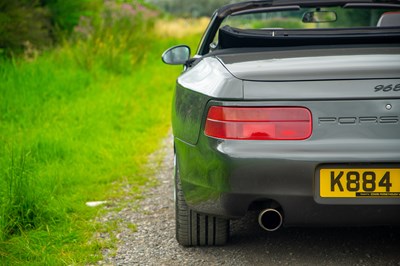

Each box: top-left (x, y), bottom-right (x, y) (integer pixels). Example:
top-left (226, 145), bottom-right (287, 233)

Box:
top-left (205, 106), bottom-right (312, 140)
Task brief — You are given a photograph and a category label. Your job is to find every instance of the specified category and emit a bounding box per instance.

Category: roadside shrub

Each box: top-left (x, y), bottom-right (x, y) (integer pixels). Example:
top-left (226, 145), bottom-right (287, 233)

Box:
top-left (40, 0), bottom-right (103, 33)
top-left (0, 0), bottom-right (52, 57)
top-left (70, 1), bottom-right (158, 74)
top-left (0, 0), bottom-right (102, 57)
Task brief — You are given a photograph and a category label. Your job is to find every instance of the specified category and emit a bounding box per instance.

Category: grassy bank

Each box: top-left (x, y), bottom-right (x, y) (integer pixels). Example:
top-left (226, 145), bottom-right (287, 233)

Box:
top-left (0, 16), bottom-right (205, 265)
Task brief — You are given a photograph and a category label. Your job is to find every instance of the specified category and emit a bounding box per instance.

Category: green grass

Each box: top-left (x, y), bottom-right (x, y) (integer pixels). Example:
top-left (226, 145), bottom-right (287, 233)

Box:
top-left (0, 20), bottom-right (201, 264)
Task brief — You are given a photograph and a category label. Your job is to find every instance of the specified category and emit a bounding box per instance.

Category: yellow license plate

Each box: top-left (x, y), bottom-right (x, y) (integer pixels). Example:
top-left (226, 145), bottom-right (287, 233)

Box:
top-left (320, 168), bottom-right (400, 198)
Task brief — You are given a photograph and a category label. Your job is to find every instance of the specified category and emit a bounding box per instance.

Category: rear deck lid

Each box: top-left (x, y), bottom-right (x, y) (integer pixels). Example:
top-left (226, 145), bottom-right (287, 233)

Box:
top-left (216, 46), bottom-right (400, 81)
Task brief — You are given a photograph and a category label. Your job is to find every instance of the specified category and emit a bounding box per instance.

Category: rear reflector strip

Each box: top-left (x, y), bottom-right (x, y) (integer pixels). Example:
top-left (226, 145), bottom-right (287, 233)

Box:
top-left (205, 106), bottom-right (312, 140)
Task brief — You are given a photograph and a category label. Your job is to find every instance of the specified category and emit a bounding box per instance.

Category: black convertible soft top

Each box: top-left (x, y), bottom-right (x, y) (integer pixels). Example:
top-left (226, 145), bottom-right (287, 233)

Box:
top-left (218, 25), bottom-right (400, 49)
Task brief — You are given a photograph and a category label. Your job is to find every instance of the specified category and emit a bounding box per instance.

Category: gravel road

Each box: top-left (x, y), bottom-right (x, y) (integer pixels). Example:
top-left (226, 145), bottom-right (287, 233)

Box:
top-left (97, 136), bottom-right (400, 266)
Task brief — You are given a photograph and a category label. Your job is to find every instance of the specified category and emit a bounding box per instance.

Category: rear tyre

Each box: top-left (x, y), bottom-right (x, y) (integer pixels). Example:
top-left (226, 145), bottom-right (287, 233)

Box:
top-left (175, 157), bottom-right (229, 246)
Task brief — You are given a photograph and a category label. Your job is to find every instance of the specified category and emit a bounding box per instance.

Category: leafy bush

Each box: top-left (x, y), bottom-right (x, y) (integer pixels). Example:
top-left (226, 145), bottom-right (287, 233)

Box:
top-left (40, 0), bottom-right (103, 32)
top-left (0, 0), bottom-right (52, 57)
top-left (0, 0), bottom-right (102, 57)
top-left (70, 1), bottom-right (158, 74)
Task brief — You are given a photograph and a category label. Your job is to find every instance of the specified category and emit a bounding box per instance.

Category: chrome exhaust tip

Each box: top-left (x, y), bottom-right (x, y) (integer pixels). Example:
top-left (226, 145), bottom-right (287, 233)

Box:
top-left (258, 208), bottom-right (283, 232)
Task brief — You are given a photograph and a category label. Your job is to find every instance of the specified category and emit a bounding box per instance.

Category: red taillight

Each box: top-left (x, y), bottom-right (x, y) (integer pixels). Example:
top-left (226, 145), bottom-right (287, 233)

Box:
top-left (204, 106), bottom-right (312, 140)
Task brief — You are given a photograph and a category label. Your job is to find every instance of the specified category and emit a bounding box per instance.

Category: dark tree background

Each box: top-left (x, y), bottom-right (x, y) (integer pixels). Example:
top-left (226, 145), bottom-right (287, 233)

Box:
top-left (0, 0), bottom-right (101, 56)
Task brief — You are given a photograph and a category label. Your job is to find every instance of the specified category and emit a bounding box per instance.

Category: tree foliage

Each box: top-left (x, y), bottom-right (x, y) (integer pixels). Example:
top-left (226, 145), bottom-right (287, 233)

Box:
top-left (0, 0), bottom-right (102, 57)
top-left (40, 0), bottom-right (102, 32)
top-left (0, 0), bottom-right (52, 56)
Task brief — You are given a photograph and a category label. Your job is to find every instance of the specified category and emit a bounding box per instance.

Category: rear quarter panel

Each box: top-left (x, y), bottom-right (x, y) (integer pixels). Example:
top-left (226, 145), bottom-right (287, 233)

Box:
top-left (172, 57), bottom-right (242, 145)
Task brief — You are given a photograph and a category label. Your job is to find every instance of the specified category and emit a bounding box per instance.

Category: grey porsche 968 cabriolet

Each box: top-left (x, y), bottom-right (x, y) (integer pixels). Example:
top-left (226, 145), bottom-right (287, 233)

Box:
top-left (162, 0), bottom-right (400, 246)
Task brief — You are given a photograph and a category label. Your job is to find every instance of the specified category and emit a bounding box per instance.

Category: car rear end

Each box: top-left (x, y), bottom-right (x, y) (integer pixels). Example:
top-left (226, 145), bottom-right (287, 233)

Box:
top-left (174, 45), bottom-right (400, 228)
top-left (166, 0), bottom-right (400, 246)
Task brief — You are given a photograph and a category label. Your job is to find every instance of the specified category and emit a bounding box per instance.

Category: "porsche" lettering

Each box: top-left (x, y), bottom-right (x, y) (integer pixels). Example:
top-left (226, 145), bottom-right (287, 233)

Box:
top-left (318, 116), bottom-right (399, 125)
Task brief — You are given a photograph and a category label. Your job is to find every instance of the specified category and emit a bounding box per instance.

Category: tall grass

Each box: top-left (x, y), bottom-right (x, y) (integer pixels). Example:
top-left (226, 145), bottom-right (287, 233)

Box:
top-left (0, 149), bottom-right (44, 238)
top-left (0, 4), bottom-right (205, 264)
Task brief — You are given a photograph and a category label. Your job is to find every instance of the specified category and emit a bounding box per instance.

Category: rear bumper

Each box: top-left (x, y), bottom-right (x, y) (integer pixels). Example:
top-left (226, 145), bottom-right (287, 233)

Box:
top-left (175, 135), bottom-right (400, 226)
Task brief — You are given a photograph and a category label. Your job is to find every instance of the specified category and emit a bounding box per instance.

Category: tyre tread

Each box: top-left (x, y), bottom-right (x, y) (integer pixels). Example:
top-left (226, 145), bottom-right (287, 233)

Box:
top-left (175, 163), bottom-right (229, 246)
